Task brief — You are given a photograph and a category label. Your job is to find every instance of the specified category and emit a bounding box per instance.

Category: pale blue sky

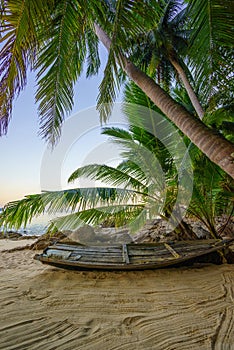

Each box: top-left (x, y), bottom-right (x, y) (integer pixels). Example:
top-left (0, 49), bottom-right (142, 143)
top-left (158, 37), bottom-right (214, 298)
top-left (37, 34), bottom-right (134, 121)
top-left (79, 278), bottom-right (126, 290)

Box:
top-left (0, 46), bottom-right (124, 207)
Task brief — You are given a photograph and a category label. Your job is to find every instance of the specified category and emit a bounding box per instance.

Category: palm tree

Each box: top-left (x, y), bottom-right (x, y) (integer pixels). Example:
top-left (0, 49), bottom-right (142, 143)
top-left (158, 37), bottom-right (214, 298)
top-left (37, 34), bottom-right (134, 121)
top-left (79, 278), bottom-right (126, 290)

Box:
top-left (0, 106), bottom-right (196, 239)
top-left (0, 0), bottom-right (233, 177)
top-left (130, 0), bottom-right (205, 119)
top-left (1, 83), bottom-right (233, 239)
top-left (187, 0), bottom-right (234, 111)
top-left (0, 130), bottom-right (170, 234)
top-left (0, 84), bottom-right (196, 238)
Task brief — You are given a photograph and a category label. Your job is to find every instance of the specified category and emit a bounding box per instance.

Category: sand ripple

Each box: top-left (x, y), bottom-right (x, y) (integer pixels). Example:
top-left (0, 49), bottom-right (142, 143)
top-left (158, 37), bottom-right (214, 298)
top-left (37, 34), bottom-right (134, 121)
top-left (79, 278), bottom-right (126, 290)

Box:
top-left (0, 248), bottom-right (234, 349)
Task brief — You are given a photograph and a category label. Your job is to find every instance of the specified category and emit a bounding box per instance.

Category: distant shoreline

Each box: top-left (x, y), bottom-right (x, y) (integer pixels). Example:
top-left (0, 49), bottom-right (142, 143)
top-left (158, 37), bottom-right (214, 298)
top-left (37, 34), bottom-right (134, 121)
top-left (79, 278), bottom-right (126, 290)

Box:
top-left (0, 223), bottom-right (47, 237)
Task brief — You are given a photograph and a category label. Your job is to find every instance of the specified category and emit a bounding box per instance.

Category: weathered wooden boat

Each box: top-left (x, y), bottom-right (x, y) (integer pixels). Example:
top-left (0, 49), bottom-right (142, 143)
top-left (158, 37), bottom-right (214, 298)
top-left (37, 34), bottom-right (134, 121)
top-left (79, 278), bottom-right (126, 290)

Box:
top-left (34, 239), bottom-right (234, 270)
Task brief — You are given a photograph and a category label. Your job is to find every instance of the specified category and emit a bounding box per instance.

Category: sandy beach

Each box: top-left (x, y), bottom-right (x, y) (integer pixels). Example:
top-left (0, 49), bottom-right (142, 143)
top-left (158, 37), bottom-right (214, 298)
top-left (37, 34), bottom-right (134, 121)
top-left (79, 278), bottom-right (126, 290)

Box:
top-left (0, 239), bottom-right (234, 350)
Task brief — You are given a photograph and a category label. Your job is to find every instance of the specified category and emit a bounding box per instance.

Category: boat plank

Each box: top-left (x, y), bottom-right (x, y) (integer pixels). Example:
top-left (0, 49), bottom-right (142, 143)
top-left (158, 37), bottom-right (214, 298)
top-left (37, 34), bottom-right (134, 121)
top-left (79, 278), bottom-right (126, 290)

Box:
top-left (48, 244), bottom-right (122, 253)
top-left (50, 247), bottom-right (177, 258)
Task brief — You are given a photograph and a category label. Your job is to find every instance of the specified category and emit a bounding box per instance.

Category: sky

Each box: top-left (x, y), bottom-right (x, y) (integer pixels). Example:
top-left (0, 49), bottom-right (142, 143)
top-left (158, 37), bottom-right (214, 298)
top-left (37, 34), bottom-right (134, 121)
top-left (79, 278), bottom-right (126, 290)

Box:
top-left (0, 46), bottom-right (123, 207)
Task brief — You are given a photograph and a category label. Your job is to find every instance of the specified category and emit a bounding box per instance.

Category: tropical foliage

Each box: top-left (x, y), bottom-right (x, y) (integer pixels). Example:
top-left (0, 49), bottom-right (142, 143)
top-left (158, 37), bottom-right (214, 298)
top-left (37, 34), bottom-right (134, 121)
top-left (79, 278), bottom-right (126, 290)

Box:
top-left (1, 85), bottom-right (233, 238)
top-left (185, 144), bottom-right (233, 237)
top-left (0, 0), bottom-right (234, 177)
top-left (0, 106), bottom-right (174, 233)
top-left (186, 0), bottom-right (234, 110)
top-left (0, 83), bottom-right (195, 237)
top-left (0, 1), bottom-right (233, 237)
top-left (128, 0), bottom-right (204, 118)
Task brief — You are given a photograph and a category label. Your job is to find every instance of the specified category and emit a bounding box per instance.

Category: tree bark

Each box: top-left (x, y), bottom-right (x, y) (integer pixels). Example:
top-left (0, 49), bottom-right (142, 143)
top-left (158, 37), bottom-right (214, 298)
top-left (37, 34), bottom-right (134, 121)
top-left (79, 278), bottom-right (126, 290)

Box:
top-left (94, 24), bottom-right (234, 179)
top-left (170, 59), bottom-right (204, 119)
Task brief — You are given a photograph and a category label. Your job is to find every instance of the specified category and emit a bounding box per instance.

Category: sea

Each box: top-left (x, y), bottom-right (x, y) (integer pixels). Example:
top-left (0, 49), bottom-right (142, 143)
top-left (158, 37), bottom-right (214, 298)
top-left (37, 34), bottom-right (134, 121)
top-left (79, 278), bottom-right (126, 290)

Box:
top-left (0, 208), bottom-right (49, 236)
top-left (13, 222), bottom-right (48, 236)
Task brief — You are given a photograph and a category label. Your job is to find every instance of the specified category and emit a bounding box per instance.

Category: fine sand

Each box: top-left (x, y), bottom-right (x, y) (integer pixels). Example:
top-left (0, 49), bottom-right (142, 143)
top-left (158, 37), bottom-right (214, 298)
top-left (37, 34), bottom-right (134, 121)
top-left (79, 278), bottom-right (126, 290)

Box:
top-left (0, 240), bottom-right (234, 350)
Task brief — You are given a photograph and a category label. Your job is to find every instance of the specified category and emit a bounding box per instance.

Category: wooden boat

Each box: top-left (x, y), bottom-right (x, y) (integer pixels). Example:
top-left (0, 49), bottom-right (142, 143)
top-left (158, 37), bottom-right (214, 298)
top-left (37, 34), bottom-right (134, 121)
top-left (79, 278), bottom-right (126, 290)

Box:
top-left (34, 238), bottom-right (234, 270)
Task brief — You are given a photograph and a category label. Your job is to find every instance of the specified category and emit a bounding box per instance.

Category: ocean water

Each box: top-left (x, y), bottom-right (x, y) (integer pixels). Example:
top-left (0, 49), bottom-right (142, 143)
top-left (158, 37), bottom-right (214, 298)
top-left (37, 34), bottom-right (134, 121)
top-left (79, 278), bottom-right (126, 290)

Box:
top-left (0, 207), bottom-right (79, 236)
top-left (16, 223), bottom-right (48, 236)
top-left (1, 223), bottom-right (48, 236)
top-left (0, 209), bottom-right (49, 236)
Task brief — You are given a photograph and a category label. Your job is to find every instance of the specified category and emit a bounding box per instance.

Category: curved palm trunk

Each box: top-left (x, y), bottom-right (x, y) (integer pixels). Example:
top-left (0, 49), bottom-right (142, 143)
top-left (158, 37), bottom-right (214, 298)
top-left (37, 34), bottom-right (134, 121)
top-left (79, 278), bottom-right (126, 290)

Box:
top-left (170, 59), bottom-right (204, 119)
top-left (94, 24), bottom-right (234, 179)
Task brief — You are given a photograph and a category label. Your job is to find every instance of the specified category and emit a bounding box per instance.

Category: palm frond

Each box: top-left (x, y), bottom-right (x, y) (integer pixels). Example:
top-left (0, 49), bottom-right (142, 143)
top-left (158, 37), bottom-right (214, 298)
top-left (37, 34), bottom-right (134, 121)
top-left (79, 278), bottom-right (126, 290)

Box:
top-left (187, 0), bottom-right (234, 104)
top-left (102, 126), bottom-right (132, 141)
top-left (203, 104), bottom-right (234, 142)
top-left (187, 151), bottom-right (234, 235)
top-left (0, 194), bottom-right (46, 230)
top-left (47, 204), bottom-right (145, 231)
top-left (86, 28), bottom-right (101, 77)
top-left (119, 144), bottom-right (165, 189)
top-left (35, 0), bottom-right (88, 145)
top-left (122, 89), bottom-right (186, 174)
top-left (128, 0), bottom-right (189, 91)
top-left (96, 0), bottom-right (127, 122)
top-left (161, 0), bottom-right (184, 26)
top-left (96, 0), bottom-right (161, 121)
top-left (116, 160), bottom-right (148, 187)
top-left (0, 186), bottom-right (145, 230)
top-left (68, 163), bottom-right (147, 192)
top-left (171, 84), bottom-right (195, 115)
top-left (123, 81), bottom-right (156, 111)
top-left (0, 0), bottom-right (50, 135)
top-left (102, 125), bottom-right (168, 190)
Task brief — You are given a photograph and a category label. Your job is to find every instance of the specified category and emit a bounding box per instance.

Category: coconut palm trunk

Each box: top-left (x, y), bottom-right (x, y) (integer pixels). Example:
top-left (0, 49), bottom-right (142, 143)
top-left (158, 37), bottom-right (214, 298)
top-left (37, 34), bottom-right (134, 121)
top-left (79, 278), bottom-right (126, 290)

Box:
top-left (170, 58), bottom-right (205, 119)
top-left (94, 24), bottom-right (234, 179)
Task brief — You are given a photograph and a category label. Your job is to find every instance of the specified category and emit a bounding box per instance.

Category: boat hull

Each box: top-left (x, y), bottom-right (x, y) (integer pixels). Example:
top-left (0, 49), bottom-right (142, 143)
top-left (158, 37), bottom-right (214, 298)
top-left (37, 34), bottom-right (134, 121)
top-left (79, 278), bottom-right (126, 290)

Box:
top-left (34, 239), bottom-right (234, 271)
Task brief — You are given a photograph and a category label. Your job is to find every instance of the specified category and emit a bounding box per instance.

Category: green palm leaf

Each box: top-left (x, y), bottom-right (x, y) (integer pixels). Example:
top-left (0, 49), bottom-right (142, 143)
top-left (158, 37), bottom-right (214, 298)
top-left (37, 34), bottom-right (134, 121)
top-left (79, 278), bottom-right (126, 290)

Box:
top-left (187, 151), bottom-right (234, 236)
top-left (0, 186), bottom-right (145, 230)
top-left (0, 0), bottom-right (50, 134)
top-left (117, 160), bottom-right (149, 187)
top-left (68, 163), bottom-right (147, 192)
top-left (0, 0), bottom-right (107, 144)
top-left (47, 204), bottom-right (145, 232)
top-left (35, 0), bottom-right (88, 145)
top-left (96, 0), bottom-right (161, 121)
top-left (86, 28), bottom-right (101, 77)
top-left (187, 0), bottom-right (234, 104)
